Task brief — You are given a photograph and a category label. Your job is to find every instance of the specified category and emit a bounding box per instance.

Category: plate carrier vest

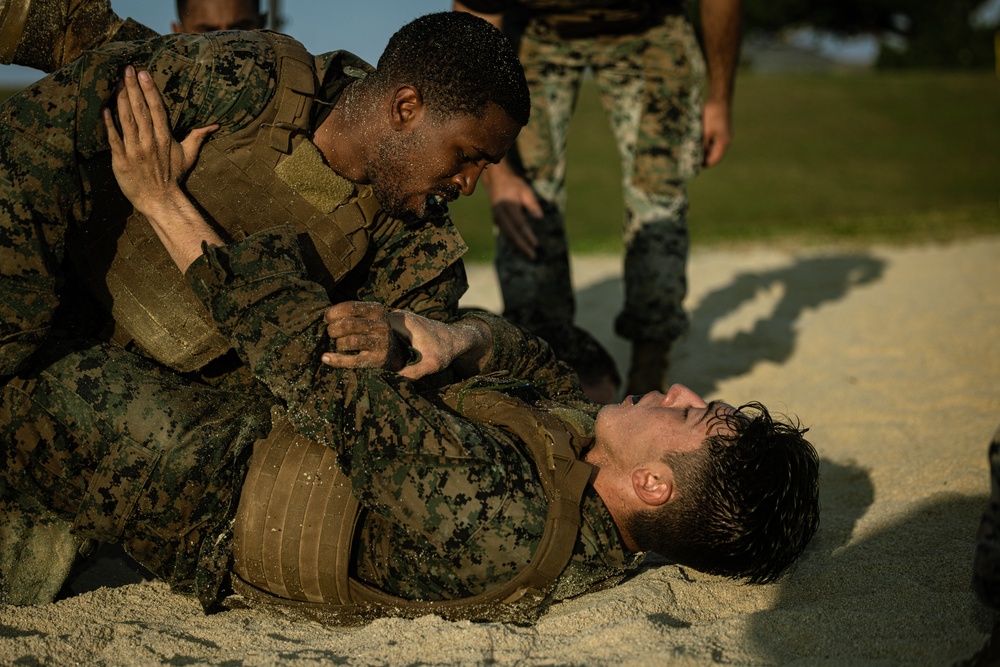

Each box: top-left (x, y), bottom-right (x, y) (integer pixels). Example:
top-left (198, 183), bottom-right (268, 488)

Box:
top-left (74, 32), bottom-right (389, 373)
top-left (230, 381), bottom-right (597, 624)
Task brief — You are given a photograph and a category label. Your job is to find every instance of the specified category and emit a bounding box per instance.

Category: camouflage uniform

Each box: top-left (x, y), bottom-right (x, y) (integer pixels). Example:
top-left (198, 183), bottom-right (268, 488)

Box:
top-left (0, 29), bottom-right (467, 379)
top-left (464, 0), bottom-right (705, 355)
top-left (1, 227), bottom-right (635, 613)
top-left (0, 28), bottom-right (467, 605)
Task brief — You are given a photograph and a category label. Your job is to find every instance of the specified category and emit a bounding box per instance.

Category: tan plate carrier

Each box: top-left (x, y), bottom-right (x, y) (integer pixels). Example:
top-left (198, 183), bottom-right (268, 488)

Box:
top-left (230, 384), bottom-right (596, 624)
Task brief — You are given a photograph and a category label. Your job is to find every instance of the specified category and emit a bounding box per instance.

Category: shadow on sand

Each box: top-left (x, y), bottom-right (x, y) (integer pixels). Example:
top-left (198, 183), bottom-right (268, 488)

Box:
top-left (575, 252), bottom-right (885, 396)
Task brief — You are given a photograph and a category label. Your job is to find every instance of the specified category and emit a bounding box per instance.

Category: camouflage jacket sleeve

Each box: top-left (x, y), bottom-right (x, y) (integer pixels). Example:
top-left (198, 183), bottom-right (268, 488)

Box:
top-left (460, 309), bottom-right (593, 407)
top-left (187, 226), bottom-right (553, 597)
top-left (0, 31), bottom-right (280, 375)
top-left (340, 206), bottom-right (469, 323)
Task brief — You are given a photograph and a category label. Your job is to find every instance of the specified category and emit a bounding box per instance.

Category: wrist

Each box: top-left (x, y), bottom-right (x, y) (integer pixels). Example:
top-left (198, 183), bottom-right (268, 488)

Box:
top-left (451, 317), bottom-right (493, 375)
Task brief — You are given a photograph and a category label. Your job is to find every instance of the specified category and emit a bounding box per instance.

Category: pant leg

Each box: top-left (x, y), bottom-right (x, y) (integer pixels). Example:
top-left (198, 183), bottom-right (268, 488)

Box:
top-left (592, 15), bottom-right (705, 345)
top-left (494, 25), bottom-right (585, 334)
top-left (0, 340), bottom-right (272, 608)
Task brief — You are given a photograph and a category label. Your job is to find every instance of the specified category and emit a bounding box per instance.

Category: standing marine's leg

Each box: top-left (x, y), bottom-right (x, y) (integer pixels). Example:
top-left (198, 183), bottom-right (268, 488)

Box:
top-left (0, 0), bottom-right (156, 73)
top-left (594, 15), bottom-right (705, 394)
top-left (494, 24), bottom-right (584, 339)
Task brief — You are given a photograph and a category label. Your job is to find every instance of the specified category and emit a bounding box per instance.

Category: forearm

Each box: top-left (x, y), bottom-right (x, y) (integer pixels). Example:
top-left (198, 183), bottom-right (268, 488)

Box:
top-left (139, 189), bottom-right (224, 273)
top-left (186, 227), bottom-right (332, 405)
top-left (461, 311), bottom-right (589, 402)
top-left (699, 0), bottom-right (742, 106)
top-left (452, 1), bottom-right (504, 30)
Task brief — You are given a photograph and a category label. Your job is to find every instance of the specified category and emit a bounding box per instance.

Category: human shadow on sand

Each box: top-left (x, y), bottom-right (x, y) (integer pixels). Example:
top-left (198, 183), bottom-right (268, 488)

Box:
top-left (741, 459), bottom-right (993, 665)
top-left (575, 253), bottom-right (885, 397)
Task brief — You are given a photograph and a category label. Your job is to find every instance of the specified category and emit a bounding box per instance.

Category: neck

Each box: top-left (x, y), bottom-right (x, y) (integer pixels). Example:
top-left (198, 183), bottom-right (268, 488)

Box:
top-left (311, 87), bottom-right (370, 184)
top-left (587, 440), bottom-right (640, 552)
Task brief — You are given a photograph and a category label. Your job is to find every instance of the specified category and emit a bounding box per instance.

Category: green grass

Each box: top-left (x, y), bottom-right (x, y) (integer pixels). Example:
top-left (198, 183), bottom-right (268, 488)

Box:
top-left (450, 70), bottom-right (1000, 261)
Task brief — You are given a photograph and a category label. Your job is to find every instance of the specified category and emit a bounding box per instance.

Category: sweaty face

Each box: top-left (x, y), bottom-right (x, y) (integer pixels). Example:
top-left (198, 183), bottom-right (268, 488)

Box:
top-left (592, 384), bottom-right (735, 469)
top-left (174, 0), bottom-right (264, 32)
top-left (366, 103), bottom-right (520, 219)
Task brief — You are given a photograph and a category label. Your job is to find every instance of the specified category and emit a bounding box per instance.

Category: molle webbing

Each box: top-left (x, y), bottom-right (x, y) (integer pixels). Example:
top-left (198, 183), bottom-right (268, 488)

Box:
top-left (94, 31), bottom-right (380, 372)
top-left (230, 385), bottom-right (595, 624)
top-left (231, 408), bottom-right (359, 606)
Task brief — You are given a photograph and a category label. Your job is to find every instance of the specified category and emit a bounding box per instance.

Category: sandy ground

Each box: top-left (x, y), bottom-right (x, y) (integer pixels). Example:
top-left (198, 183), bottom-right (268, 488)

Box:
top-left (2, 235), bottom-right (998, 666)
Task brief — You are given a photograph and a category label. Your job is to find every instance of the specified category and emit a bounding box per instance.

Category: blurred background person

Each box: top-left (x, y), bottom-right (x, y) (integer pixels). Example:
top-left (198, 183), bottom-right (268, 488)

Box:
top-left (454, 0), bottom-right (742, 399)
top-left (172, 0), bottom-right (266, 33)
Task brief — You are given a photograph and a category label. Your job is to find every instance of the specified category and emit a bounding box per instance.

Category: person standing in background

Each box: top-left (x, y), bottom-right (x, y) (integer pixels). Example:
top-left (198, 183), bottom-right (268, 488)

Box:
top-left (172, 0), bottom-right (266, 34)
top-left (454, 0), bottom-right (742, 398)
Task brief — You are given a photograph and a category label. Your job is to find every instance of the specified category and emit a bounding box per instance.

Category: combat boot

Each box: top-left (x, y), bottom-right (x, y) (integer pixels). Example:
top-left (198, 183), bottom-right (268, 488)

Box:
top-left (625, 340), bottom-right (670, 395)
top-left (0, 486), bottom-right (90, 605)
top-left (0, 0), bottom-right (155, 73)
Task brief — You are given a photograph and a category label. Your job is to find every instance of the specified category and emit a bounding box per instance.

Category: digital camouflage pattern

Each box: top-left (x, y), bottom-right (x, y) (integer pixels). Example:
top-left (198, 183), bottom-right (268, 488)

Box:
top-left (478, 2), bottom-right (705, 349)
top-left (186, 227), bottom-right (635, 604)
top-left (0, 29), bottom-right (468, 378)
top-left (0, 227), bottom-right (636, 612)
top-left (0, 26), bottom-right (475, 609)
top-left (0, 338), bottom-right (273, 609)
top-left (974, 425), bottom-right (1000, 609)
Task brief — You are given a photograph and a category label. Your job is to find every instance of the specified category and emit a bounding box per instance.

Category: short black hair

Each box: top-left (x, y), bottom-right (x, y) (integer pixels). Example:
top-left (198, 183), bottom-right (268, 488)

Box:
top-left (372, 12), bottom-right (530, 126)
top-left (626, 403), bottom-right (820, 584)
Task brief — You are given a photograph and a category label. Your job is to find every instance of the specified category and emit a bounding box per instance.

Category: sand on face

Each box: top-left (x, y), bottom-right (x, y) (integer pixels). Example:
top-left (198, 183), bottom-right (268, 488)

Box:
top-left (2, 236), bottom-right (998, 666)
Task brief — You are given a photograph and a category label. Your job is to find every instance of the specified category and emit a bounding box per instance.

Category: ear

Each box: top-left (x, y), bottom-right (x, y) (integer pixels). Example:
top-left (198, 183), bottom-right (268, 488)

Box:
top-left (389, 85), bottom-right (424, 131)
top-left (630, 465), bottom-right (674, 508)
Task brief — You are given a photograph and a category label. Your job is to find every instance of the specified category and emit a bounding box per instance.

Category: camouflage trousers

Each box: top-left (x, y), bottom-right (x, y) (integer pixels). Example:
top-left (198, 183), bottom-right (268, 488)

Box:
top-left (0, 340), bottom-right (271, 609)
top-left (974, 424), bottom-right (1000, 609)
top-left (496, 14), bottom-right (706, 346)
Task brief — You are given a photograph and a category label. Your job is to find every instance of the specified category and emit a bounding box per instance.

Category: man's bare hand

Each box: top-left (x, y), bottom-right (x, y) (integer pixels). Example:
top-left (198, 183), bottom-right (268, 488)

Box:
top-left (103, 65), bottom-right (217, 217)
top-left (321, 301), bottom-right (406, 371)
top-left (388, 311), bottom-right (491, 380)
top-left (103, 64), bottom-right (222, 273)
top-left (483, 162), bottom-right (542, 260)
top-left (701, 98), bottom-right (733, 168)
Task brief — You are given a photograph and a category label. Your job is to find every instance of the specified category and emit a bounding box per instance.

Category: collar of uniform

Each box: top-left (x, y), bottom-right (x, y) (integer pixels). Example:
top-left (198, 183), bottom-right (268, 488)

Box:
top-left (311, 50), bottom-right (375, 128)
top-left (548, 485), bottom-right (638, 601)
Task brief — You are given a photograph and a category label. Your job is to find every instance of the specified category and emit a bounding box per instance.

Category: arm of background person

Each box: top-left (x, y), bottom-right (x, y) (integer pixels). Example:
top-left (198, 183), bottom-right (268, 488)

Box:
top-left (453, 0), bottom-right (543, 260)
top-left (699, 0), bottom-right (742, 167)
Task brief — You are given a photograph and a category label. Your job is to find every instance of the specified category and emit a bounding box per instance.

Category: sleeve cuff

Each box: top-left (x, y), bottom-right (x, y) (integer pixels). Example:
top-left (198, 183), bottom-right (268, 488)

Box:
top-left (184, 225), bottom-right (307, 336)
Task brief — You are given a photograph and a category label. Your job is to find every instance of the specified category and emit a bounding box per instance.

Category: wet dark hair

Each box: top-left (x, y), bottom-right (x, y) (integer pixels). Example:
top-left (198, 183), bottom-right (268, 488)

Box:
top-left (626, 403), bottom-right (820, 584)
top-left (371, 12), bottom-right (530, 126)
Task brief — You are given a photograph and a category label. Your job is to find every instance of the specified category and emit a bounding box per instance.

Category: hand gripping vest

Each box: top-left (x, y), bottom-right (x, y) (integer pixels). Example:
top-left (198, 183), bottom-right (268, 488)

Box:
top-left (230, 383), bottom-right (596, 625)
top-left (75, 32), bottom-right (391, 372)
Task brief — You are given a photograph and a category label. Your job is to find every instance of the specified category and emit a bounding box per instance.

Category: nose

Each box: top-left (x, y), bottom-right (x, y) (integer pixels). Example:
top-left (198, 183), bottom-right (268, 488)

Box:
top-left (451, 164), bottom-right (485, 197)
top-left (663, 384), bottom-right (708, 408)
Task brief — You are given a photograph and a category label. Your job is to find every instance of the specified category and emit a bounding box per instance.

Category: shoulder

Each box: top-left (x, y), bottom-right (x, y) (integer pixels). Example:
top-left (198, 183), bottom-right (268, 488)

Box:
top-left (150, 32), bottom-right (305, 131)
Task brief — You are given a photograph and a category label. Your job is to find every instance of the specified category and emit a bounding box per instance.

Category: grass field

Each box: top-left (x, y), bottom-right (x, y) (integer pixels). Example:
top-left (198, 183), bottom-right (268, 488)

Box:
top-left (449, 70), bottom-right (1000, 261)
top-left (3, 70), bottom-right (996, 261)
